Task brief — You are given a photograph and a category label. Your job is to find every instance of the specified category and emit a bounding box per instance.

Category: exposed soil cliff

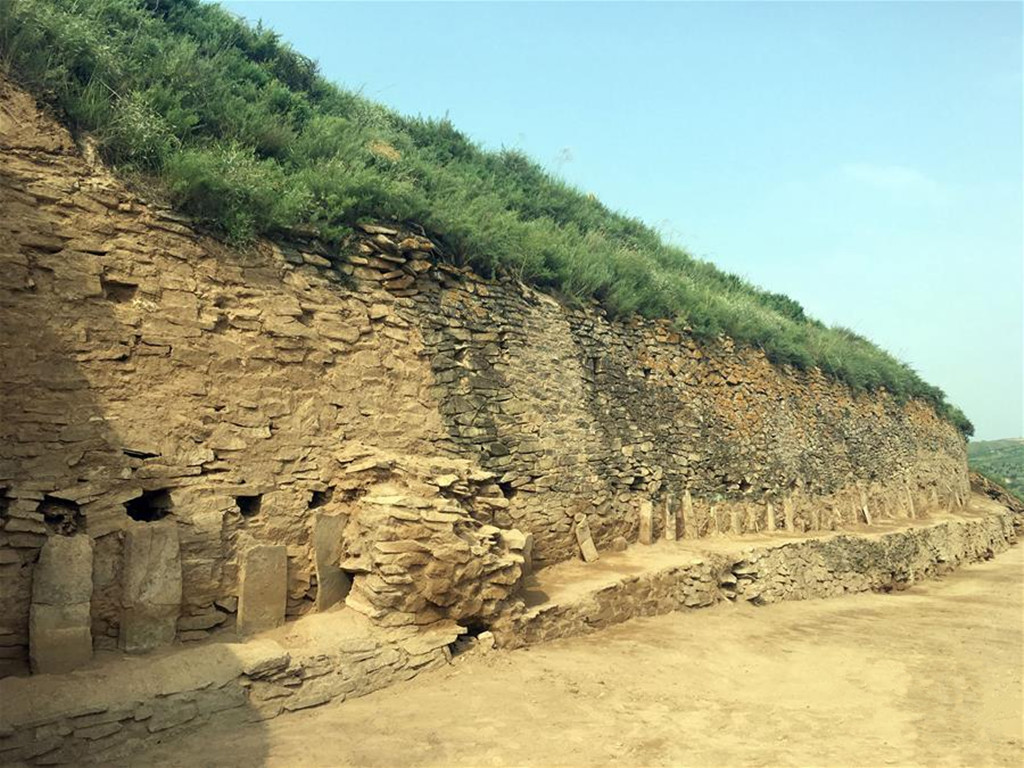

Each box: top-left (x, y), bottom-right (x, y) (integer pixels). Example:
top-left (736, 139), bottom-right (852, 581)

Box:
top-left (0, 78), bottom-right (969, 677)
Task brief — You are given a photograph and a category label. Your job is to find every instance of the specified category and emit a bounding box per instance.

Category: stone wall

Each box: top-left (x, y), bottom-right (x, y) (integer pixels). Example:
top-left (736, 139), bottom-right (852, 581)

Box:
top-left (494, 507), bottom-right (1019, 649)
top-left (0, 78), bottom-right (969, 676)
top-left (1, 507), bottom-right (1015, 766)
top-left (0, 623), bottom-right (456, 766)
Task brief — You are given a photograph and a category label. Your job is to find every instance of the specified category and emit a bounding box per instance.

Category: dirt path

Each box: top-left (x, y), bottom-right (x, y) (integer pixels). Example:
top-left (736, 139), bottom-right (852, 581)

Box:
top-left (136, 545), bottom-right (1023, 767)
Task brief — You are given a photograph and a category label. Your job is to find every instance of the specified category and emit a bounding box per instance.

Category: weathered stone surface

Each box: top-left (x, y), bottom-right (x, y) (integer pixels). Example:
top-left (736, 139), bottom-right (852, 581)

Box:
top-left (120, 522), bottom-right (182, 653)
top-left (573, 514), bottom-right (599, 563)
top-left (31, 535), bottom-right (93, 607)
top-left (639, 502), bottom-right (654, 545)
top-left (29, 603), bottom-right (92, 675)
top-left (238, 545), bottom-right (288, 635)
top-left (664, 497), bottom-right (677, 542)
top-left (29, 535), bottom-right (93, 674)
top-left (313, 512), bottom-right (351, 611)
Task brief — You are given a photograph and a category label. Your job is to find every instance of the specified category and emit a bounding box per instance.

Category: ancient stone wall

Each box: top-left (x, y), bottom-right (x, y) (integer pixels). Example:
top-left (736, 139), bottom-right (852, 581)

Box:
top-left (0, 78), bottom-right (969, 676)
top-left (0, 506), bottom-right (1016, 766)
top-left (494, 507), bottom-right (1019, 649)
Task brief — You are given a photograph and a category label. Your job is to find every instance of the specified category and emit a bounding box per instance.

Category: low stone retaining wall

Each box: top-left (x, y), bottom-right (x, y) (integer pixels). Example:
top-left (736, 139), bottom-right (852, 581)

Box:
top-left (0, 617), bottom-right (458, 766)
top-left (494, 509), bottom-right (1018, 648)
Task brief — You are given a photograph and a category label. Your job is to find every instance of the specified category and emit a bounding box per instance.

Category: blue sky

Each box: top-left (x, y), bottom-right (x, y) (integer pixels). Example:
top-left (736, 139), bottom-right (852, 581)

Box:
top-left (221, 1), bottom-right (1023, 440)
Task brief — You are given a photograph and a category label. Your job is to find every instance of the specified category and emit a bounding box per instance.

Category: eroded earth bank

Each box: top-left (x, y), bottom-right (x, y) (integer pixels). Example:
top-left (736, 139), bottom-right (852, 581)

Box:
top-left (1, 73), bottom-right (1022, 768)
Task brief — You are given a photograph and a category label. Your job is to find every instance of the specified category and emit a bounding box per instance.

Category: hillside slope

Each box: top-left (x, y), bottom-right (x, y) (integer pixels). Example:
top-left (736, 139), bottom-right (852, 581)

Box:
top-left (0, 0), bottom-right (971, 434)
top-left (0, 71), bottom-right (972, 677)
top-left (968, 439), bottom-right (1024, 501)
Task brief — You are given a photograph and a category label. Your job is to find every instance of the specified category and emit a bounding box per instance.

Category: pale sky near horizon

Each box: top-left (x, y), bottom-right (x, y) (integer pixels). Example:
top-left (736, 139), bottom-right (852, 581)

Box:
top-left (221, 0), bottom-right (1023, 441)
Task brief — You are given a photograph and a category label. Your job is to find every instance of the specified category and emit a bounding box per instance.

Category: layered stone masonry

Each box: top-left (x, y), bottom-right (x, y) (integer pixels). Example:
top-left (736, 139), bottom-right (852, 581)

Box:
top-left (0, 622), bottom-right (457, 766)
top-left (0, 77), bottom-right (969, 676)
top-left (493, 507), bottom-right (1019, 649)
top-left (0, 507), bottom-right (1015, 766)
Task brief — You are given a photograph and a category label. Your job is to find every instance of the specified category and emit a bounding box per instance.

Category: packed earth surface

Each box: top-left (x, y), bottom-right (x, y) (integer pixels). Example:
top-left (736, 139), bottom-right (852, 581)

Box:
top-left (134, 544), bottom-right (1024, 768)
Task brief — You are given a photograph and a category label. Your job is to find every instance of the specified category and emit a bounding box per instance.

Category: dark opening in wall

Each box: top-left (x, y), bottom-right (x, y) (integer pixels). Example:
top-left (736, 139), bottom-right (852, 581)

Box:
top-left (39, 496), bottom-right (84, 535)
top-left (448, 618), bottom-right (492, 657)
top-left (497, 481), bottom-right (517, 500)
top-left (0, 488), bottom-right (9, 519)
top-left (100, 277), bottom-right (138, 303)
top-left (125, 489), bottom-right (173, 522)
top-left (308, 487), bottom-right (334, 509)
top-left (236, 495), bottom-right (262, 517)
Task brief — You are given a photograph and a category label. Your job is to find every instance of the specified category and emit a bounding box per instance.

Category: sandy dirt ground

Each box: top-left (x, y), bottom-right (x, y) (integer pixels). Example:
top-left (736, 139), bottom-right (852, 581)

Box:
top-left (136, 545), bottom-right (1023, 768)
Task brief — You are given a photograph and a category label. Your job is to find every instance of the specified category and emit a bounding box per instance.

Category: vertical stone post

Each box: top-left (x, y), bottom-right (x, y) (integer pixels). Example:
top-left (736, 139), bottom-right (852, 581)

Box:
top-left (30, 535), bottom-right (93, 674)
top-left (783, 496), bottom-right (795, 532)
top-left (573, 514), bottom-right (599, 562)
top-left (730, 508), bottom-right (743, 535)
top-left (638, 501), bottom-right (654, 545)
top-left (238, 544), bottom-right (288, 635)
top-left (663, 496), bottom-right (677, 542)
top-left (121, 522), bottom-right (182, 653)
top-left (766, 501), bottom-right (776, 532)
top-left (905, 485), bottom-right (917, 519)
top-left (313, 513), bottom-right (351, 611)
top-left (682, 490), bottom-right (694, 539)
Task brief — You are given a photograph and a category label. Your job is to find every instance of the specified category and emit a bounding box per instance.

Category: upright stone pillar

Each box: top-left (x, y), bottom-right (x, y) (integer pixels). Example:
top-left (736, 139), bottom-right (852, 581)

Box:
top-left (682, 490), bottom-right (695, 538)
top-left (238, 544), bottom-right (287, 635)
top-left (663, 496), bottom-right (677, 541)
top-left (638, 501), bottom-right (654, 545)
top-left (906, 486), bottom-right (917, 519)
top-left (121, 521), bottom-right (182, 653)
top-left (783, 496), bottom-right (795, 532)
top-left (313, 513), bottom-right (351, 611)
top-left (573, 514), bottom-right (599, 562)
top-left (766, 501), bottom-right (776, 532)
top-left (30, 535), bottom-right (93, 674)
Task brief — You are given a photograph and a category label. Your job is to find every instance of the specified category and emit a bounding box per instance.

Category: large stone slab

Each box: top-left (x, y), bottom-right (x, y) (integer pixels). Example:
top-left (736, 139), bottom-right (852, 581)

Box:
top-left (663, 496), bottom-right (677, 541)
top-left (29, 535), bottom-right (93, 674)
top-left (639, 501), bottom-right (654, 545)
top-left (238, 544), bottom-right (287, 635)
top-left (313, 513), bottom-right (351, 611)
top-left (573, 514), bottom-right (599, 562)
top-left (120, 522), bottom-right (182, 653)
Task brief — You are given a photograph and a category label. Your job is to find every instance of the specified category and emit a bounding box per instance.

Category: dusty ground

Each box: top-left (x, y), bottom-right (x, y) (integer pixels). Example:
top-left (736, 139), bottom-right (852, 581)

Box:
top-left (136, 545), bottom-right (1023, 768)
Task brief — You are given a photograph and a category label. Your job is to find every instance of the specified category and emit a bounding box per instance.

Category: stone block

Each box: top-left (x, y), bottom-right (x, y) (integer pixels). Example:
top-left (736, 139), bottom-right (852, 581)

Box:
top-left (783, 497), bottom-right (795, 532)
top-left (238, 545), bottom-right (288, 635)
top-left (120, 522), bottom-right (182, 653)
top-left (29, 534), bottom-right (93, 674)
top-left (681, 490), bottom-right (695, 538)
top-left (31, 534), bottom-right (93, 606)
top-left (639, 501), bottom-right (654, 545)
top-left (29, 603), bottom-right (92, 674)
top-left (313, 513), bottom-right (351, 611)
top-left (573, 514), bottom-right (599, 562)
top-left (663, 497), bottom-right (677, 542)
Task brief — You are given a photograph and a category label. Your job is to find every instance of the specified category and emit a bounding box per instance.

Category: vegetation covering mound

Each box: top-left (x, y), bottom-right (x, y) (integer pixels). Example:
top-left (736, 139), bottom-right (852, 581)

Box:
top-left (0, 0), bottom-right (972, 435)
top-left (968, 440), bottom-right (1024, 501)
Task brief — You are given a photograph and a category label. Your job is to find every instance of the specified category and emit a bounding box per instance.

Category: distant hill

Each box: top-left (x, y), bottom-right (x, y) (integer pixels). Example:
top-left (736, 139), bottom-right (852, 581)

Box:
top-left (968, 439), bottom-right (1024, 501)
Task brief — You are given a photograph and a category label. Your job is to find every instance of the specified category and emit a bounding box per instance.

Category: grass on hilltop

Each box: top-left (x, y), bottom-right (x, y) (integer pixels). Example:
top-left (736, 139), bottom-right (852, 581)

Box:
top-left (0, 0), bottom-right (974, 435)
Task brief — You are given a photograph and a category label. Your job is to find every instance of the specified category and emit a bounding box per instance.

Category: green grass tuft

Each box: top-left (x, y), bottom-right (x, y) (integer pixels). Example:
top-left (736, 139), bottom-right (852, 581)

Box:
top-left (0, 0), bottom-right (974, 437)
